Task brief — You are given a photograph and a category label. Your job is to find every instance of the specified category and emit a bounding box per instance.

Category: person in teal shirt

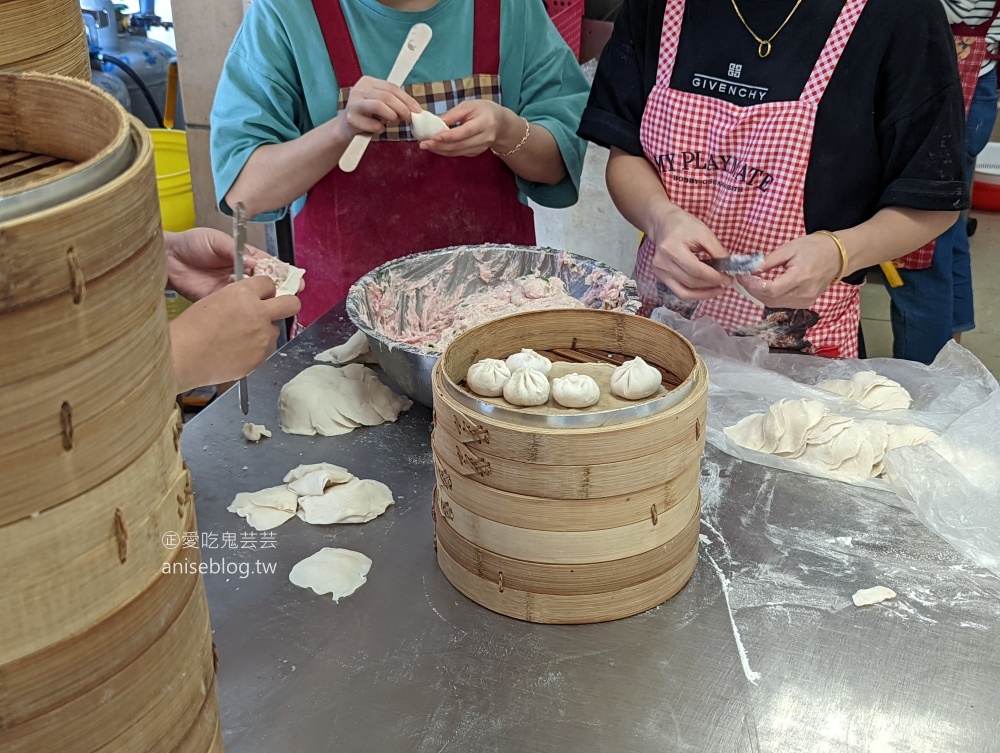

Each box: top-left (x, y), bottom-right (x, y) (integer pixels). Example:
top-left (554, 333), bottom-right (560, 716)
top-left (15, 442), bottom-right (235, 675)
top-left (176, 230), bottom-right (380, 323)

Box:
top-left (211, 0), bottom-right (589, 327)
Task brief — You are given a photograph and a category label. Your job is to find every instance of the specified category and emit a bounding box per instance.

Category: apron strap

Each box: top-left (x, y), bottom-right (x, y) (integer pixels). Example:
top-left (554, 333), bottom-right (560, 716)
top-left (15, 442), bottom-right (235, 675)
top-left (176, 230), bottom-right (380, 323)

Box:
top-left (474, 0), bottom-right (502, 76)
top-left (652, 0), bottom-right (687, 88)
top-left (313, 0), bottom-right (363, 87)
top-left (952, 2), bottom-right (1000, 38)
top-left (801, 0), bottom-right (868, 105)
top-left (313, 0), bottom-right (501, 86)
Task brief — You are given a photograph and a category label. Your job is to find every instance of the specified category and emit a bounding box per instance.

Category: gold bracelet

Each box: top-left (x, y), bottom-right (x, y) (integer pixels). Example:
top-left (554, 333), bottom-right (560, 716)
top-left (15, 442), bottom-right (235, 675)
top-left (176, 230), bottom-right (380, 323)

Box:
top-left (815, 230), bottom-right (849, 283)
top-left (491, 117), bottom-right (530, 158)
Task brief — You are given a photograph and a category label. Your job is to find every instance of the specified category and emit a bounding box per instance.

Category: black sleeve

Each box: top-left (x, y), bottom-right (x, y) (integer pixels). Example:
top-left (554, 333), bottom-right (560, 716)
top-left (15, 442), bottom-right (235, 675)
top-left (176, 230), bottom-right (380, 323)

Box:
top-left (577, 0), bottom-right (652, 156)
top-left (876, 0), bottom-right (969, 211)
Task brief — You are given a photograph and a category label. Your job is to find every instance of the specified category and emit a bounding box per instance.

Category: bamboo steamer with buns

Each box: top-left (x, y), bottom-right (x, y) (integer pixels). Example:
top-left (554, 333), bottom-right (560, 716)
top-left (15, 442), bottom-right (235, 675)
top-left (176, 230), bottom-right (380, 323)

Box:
top-left (431, 308), bottom-right (708, 624)
top-left (0, 72), bottom-right (222, 752)
top-left (0, 0), bottom-right (91, 80)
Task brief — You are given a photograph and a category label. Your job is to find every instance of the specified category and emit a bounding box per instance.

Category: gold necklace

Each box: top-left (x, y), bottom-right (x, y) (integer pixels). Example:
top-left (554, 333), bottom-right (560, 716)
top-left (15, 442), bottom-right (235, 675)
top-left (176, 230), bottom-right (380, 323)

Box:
top-left (730, 0), bottom-right (806, 58)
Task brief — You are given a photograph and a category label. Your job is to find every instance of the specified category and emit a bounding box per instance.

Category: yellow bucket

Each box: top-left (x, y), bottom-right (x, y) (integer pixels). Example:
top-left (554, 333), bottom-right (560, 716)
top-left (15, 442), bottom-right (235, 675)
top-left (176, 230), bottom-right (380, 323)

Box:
top-left (149, 128), bottom-right (196, 232)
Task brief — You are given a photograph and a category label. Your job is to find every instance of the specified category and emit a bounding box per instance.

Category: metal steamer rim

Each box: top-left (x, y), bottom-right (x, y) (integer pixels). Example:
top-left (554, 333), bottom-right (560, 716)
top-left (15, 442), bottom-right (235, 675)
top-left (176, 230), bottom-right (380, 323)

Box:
top-left (0, 129), bottom-right (136, 223)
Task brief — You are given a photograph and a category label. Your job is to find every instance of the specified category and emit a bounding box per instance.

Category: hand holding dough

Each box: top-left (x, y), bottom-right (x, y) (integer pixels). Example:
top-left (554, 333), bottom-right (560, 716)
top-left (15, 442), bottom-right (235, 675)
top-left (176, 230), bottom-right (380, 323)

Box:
top-left (251, 255), bottom-right (305, 297)
top-left (289, 548), bottom-right (372, 603)
top-left (410, 109), bottom-right (449, 140)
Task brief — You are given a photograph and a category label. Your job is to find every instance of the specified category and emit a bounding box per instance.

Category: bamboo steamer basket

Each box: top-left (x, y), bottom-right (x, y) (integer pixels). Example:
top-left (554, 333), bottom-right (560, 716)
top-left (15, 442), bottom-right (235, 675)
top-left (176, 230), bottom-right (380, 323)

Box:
top-left (0, 410), bottom-right (188, 664)
top-left (1, 31), bottom-right (92, 81)
top-left (0, 71), bottom-right (135, 232)
top-left (431, 309), bottom-right (707, 624)
top-left (0, 72), bottom-right (221, 752)
top-left (0, 0), bottom-right (87, 66)
top-left (1, 581), bottom-right (215, 753)
top-left (0, 72), bottom-right (174, 522)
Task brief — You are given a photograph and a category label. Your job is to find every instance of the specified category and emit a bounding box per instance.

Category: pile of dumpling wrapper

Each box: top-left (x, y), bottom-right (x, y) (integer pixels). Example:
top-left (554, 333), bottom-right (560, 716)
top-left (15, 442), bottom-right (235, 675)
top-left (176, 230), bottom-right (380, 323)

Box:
top-left (466, 348), bottom-right (662, 408)
top-left (724, 372), bottom-right (938, 480)
top-left (229, 462), bottom-right (394, 531)
top-left (278, 363), bottom-right (412, 436)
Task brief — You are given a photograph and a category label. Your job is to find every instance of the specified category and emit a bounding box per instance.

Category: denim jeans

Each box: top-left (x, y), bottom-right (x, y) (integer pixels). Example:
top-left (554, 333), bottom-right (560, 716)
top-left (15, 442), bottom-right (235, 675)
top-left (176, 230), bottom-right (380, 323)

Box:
top-left (886, 66), bottom-right (998, 364)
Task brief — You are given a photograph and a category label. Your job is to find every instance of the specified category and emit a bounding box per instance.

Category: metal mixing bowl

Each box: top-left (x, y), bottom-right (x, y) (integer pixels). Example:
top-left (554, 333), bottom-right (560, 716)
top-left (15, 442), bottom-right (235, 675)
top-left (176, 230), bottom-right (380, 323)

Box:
top-left (346, 244), bottom-right (641, 407)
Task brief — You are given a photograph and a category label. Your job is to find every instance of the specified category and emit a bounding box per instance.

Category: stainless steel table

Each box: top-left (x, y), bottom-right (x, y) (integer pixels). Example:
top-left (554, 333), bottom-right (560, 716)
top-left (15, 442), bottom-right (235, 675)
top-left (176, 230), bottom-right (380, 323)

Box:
top-left (183, 305), bottom-right (1000, 753)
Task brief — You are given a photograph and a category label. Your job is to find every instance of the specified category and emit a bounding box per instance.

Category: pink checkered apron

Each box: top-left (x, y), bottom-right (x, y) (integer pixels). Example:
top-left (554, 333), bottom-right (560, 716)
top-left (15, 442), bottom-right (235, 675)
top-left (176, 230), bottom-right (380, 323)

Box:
top-left (634, 0), bottom-right (868, 357)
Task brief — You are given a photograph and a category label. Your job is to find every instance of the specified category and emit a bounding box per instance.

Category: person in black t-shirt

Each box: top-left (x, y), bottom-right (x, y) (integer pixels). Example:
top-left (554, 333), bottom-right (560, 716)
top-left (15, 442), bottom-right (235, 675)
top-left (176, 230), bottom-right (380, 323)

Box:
top-left (578, 0), bottom-right (968, 357)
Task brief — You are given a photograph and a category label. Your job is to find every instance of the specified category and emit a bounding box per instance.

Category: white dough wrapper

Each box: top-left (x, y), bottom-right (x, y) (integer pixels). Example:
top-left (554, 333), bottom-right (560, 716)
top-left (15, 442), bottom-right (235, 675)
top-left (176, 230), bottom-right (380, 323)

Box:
top-left (289, 548), bottom-right (372, 603)
top-left (252, 255), bottom-right (306, 297)
top-left (278, 364), bottom-right (412, 436)
top-left (315, 329), bottom-right (378, 365)
top-left (287, 468), bottom-right (356, 497)
top-left (410, 109), bottom-right (449, 140)
top-left (852, 586), bottom-right (896, 607)
top-left (816, 371), bottom-right (912, 411)
top-left (242, 422), bottom-right (272, 442)
top-left (297, 479), bottom-right (395, 525)
top-left (283, 462), bottom-right (355, 485)
top-left (228, 485), bottom-right (299, 531)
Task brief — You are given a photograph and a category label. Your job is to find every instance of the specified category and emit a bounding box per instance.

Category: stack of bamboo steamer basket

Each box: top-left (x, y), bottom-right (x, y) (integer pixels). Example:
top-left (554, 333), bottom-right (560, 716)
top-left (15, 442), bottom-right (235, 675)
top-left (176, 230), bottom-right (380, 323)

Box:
top-left (0, 0), bottom-right (91, 80)
top-left (0, 72), bottom-right (222, 752)
top-left (431, 309), bottom-right (708, 624)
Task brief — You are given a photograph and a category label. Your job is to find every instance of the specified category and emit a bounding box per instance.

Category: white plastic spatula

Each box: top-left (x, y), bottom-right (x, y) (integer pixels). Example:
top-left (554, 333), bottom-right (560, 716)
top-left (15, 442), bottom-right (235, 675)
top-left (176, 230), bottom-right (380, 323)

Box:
top-left (338, 23), bottom-right (433, 173)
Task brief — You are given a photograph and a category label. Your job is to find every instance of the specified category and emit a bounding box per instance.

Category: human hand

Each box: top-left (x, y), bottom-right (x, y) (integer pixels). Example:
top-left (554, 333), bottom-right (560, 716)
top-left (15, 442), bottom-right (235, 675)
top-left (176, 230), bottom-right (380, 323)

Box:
top-left (164, 228), bottom-right (270, 301)
top-left (419, 99), bottom-right (515, 158)
top-left (741, 233), bottom-right (843, 309)
top-left (338, 76), bottom-right (421, 139)
top-left (645, 202), bottom-right (733, 300)
top-left (170, 276), bottom-right (301, 393)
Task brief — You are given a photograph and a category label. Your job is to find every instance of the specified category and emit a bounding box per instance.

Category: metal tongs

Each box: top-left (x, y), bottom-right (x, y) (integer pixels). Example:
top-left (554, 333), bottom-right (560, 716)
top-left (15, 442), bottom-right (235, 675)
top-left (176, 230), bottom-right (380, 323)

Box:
top-left (233, 203), bottom-right (250, 415)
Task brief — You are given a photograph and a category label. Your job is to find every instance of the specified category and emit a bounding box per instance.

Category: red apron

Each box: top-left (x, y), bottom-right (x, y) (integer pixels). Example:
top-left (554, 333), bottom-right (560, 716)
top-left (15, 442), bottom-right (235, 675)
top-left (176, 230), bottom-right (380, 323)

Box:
top-left (293, 0), bottom-right (536, 327)
top-left (634, 0), bottom-right (867, 357)
top-left (897, 3), bottom-right (1000, 271)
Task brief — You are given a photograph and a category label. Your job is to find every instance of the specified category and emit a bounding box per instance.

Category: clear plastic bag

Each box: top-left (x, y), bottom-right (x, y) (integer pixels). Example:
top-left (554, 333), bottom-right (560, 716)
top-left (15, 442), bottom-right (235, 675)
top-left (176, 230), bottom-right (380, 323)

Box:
top-left (652, 307), bottom-right (1000, 575)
